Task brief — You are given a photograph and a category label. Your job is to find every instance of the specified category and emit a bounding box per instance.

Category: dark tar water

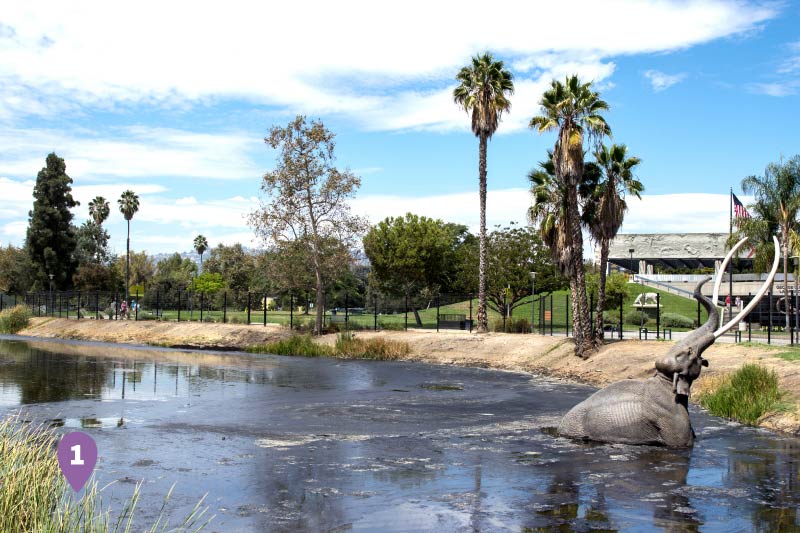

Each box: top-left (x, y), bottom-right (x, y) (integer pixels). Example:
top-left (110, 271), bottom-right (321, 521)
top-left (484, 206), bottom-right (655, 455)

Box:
top-left (0, 337), bottom-right (798, 532)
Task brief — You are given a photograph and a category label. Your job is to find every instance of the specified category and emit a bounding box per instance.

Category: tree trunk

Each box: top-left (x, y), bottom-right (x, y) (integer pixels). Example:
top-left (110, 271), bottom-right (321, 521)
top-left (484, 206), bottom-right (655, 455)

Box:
top-left (477, 134), bottom-right (489, 333)
top-left (125, 220), bottom-right (130, 304)
top-left (594, 239), bottom-right (610, 344)
top-left (569, 277), bottom-right (583, 348)
top-left (313, 256), bottom-right (324, 335)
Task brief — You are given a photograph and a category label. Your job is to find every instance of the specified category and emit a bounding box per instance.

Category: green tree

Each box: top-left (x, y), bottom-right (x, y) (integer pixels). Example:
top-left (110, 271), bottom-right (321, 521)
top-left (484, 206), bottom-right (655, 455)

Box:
top-left (25, 153), bottom-right (79, 290)
top-left (192, 272), bottom-right (225, 295)
top-left (118, 190), bottom-right (140, 303)
top-left (484, 223), bottom-right (564, 318)
top-left (734, 155), bottom-right (800, 329)
top-left (203, 243), bottom-right (257, 308)
top-left (529, 76), bottom-right (611, 357)
top-left (0, 245), bottom-right (33, 295)
top-left (193, 235), bottom-right (209, 271)
top-left (584, 144), bottom-right (643, 340)
top-left (249, 116), bottom-right (367, 334)
top-left (113, 251), bottom-right (154, 293)
top-left (586, 271), bottom-right (629, 311)
top-left (88, 196), bottom-right (110, 225)
top-left (153, 253), bottom-right (197, 292)
top-left (453, 52), bottom-right (514, 333)
top-left (363, 214), bottom-right (466, 325)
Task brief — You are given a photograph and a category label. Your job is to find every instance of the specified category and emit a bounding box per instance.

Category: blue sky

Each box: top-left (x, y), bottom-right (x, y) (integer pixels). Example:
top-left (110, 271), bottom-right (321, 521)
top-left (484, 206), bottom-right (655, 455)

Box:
top-left (1, 1), bottom-right (799, 256)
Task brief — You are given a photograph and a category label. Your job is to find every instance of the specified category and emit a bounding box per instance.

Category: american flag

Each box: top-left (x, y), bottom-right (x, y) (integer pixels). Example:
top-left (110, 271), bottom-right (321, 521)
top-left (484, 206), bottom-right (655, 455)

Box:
top-left (732, 193), bottom-right (750, 219)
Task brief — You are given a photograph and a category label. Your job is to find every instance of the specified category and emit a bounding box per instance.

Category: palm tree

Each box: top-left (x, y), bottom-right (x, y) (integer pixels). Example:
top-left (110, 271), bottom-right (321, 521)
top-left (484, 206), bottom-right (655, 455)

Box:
top-left (88, 196), bottom-right (110, 225)
top-left (735, 155), bottom-right (800, 329)
top-left (584, 144), bottom-right (643, 341)
top-left (529, 75), bottom-right (611, 357)
top-left (194, 235), bottom-right (209, 271)
top-left (453, 52), bottom-right (514, 333)
top-left (118, 190), bottom-right (140, 304)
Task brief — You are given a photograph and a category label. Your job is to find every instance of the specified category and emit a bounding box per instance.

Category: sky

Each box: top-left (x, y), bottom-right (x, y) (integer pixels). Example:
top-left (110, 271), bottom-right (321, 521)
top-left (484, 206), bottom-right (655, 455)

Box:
top-left (1, 1), bottom-right (799, 258)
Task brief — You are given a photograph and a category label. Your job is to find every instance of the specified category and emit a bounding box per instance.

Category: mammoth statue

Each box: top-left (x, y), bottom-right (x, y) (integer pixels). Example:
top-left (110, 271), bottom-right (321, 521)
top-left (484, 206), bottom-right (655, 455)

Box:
top-left (558, 236), bottom-right (780, 447)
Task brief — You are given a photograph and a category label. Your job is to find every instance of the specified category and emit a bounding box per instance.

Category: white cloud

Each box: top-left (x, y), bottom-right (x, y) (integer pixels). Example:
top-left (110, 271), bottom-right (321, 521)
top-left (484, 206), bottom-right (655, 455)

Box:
top-left (643, 70), bottom-right (688, 91)
top-left (0, 127), bottom-right (262, 181)
top-left (746, 82), bottom-right (798, 97)
top-left (0, 1), bottom-right (777, 130)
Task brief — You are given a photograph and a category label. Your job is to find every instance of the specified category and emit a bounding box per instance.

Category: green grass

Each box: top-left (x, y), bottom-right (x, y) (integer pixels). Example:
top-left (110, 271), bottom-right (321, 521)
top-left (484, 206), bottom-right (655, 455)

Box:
top-left (698, 364), bottom-right (788, 425)
top-left (0, 414), bottom-right (212, 531)
top-left (247, 334), bottom-right (333, 357)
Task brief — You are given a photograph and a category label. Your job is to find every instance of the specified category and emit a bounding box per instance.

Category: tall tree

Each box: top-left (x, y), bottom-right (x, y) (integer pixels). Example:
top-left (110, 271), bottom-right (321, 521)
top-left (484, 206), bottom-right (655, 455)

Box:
top-left (118, 190), bottom-right (140, 303)
top-left (194, 235), bottom-right (209, 271)
top-left (249, 116), bottom-right (367, 334)
top-left (25, 153), bottom-right (80, 290)
top-left (88, 196), bottom-right (110, 225)
top-left (363, 214), bottom-right (465, 325)
top-left (453, 52), bottom-right (514, 333)
top-left (529, 76), bottom-right (611, 357)
top-left (0, 245), bottom-right (33, 295)
top-left (584, 144), bottom-right (643, 341)
top-left (734, 155), bottom-right (800, 329)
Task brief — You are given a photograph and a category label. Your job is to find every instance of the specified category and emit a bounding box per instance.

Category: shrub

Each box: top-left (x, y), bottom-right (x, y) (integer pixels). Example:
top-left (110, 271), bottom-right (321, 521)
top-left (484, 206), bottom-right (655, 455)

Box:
top-left (334, 332), bottom-right (410, 360)
top-left (662, 312), bottom-right (694, 328)
top-left (228, 316), bottom-right (245, 324)
top-left (698, 364), bottom-right (786, 425)
top-left (489, 317), bottom-right (531, 333)
top-left (624, 310), bottom-right (650, 326)
top-left (379, 321), bottom-right (406, 331)
top-left (247, 335), bottom-right (332, 357)
top-left (602, 311), bottom-right (620, 326)
top-left (0, 305), bottom-right (31, 334)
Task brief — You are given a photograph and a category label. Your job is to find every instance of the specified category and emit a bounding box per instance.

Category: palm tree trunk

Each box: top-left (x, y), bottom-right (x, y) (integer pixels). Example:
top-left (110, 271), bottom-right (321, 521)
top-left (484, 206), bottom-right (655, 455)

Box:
top-left (594, 239), bottom-right (610, 343)
top-left (569, 277), bottom-right (583, 348)
top-left (477, 134), bottom-right (489, 333)
top-left (125, 219), bottom-right (130, 305)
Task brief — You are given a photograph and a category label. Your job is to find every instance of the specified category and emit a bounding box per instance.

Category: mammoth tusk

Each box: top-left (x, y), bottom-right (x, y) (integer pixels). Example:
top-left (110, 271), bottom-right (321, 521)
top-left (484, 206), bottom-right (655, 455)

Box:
top-left (712, 237), bottom-right (749, 307)
top-left (714, 235), bottom-right (781, 338)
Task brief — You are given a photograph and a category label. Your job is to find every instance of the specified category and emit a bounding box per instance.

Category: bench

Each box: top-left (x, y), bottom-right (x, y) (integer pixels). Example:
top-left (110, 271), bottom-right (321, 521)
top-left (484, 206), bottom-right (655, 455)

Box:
top-left (439, 313), bottom-right (468, 330)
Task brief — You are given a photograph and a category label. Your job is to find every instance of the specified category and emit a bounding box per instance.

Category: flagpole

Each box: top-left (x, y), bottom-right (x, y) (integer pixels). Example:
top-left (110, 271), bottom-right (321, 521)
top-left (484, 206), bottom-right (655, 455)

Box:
top-left (729, 187), bottom-right (733, 322)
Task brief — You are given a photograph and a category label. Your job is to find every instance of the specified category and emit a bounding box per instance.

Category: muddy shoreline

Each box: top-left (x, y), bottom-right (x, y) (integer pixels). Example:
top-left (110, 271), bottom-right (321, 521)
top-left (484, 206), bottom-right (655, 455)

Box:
top-left (16, 317), bottom-right (800, 435)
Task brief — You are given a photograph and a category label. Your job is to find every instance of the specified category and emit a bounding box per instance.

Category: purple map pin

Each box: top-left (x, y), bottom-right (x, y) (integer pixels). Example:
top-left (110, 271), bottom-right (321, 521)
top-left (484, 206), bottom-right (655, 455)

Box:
top-left (57, 432), bottom-right (98, 492)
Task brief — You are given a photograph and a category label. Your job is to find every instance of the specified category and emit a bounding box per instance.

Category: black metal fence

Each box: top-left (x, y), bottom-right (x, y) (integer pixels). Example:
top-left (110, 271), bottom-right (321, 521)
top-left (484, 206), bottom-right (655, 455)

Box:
top-left (4, 287), bottom-right (800, 345)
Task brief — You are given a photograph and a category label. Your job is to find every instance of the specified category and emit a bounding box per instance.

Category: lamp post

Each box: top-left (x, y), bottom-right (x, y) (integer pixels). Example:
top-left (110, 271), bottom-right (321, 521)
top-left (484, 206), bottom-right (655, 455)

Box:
top-left (48, 273), bottom-right (53, 317)
top-left (793, 256), bottom-right (799, 344)
top-left (530, 272), bottom-right (536, 334)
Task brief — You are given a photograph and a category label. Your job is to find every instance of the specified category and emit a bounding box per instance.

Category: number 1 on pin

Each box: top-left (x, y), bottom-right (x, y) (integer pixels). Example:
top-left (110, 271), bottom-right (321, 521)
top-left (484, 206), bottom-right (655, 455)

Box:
top-left (70, 444), bottom-right (84, 465)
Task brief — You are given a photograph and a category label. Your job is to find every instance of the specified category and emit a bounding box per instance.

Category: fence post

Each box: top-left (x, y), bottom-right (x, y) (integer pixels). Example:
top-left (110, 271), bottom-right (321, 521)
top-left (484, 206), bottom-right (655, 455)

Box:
top-left (200, 293), bottom-right (204, 322)
top-left (223, 291), bottom-right (228, 324)
top-left (263, 293), bottom-right (267, 326)
top-left (656, 293), bottom-right (661, 339)
top-left (469, 294), bottom-right (473, 333)
top-left (77, 291), bottom-right (81, 320)
top-left (566, 294), bottom-right (570, 337)
top-left (177, 289), bottom-right (181, 322)
top-left (156, 288), bottom-right (161, 319)
top-left (436, 294), bottom-right (440, 332)
top-left (345, 293), bottom-right (350, 331)
top-left (550, 293), bottom-right (554, 336)
top-left (404, 293), bottom-right (407, 332)
top-left (768, 289), bottom-right (772, 345)
top-left (619, 292), bottom-right (624, 339)
top-left (95, 291), bottom-right (99, 320)
top-left (290, 294), bottom-right (294, 330)
top-left (247, 292), bottom-right (251, 325)
top-left (373, 295), bottom-right (378, 331)
top-left (748, 292), bottom-right (752, 342)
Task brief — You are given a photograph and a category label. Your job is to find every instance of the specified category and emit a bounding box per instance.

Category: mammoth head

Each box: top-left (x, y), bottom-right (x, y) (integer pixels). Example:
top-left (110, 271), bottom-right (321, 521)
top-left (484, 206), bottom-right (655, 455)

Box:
top-left (654, 235), bottom-right (781, 397)
top-left (655, 279), bottom-right (714, 396)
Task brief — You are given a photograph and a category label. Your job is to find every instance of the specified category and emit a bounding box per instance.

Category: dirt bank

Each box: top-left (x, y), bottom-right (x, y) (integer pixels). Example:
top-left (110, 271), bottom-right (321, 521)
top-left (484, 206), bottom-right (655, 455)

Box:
top-left (16, 317), bottom-right (800, 435)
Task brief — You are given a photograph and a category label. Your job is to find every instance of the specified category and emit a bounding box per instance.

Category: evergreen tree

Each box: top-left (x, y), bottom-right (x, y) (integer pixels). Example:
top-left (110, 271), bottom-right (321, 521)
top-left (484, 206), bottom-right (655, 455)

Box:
top-left (25, 153), bottom-right (79, 290)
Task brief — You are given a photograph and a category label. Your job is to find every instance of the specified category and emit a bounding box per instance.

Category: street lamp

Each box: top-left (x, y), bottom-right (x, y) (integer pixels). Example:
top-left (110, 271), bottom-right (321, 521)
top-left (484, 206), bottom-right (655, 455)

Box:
top-left (48, 273), bottom-right (54, 317)
top-left (530, 272), bottom-right (536, 334)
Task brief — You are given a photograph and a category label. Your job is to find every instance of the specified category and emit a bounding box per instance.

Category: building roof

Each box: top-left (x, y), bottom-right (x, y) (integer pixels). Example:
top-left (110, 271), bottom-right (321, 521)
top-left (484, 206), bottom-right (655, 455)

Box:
top-left (607, 233), bottom-right (751, 271)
